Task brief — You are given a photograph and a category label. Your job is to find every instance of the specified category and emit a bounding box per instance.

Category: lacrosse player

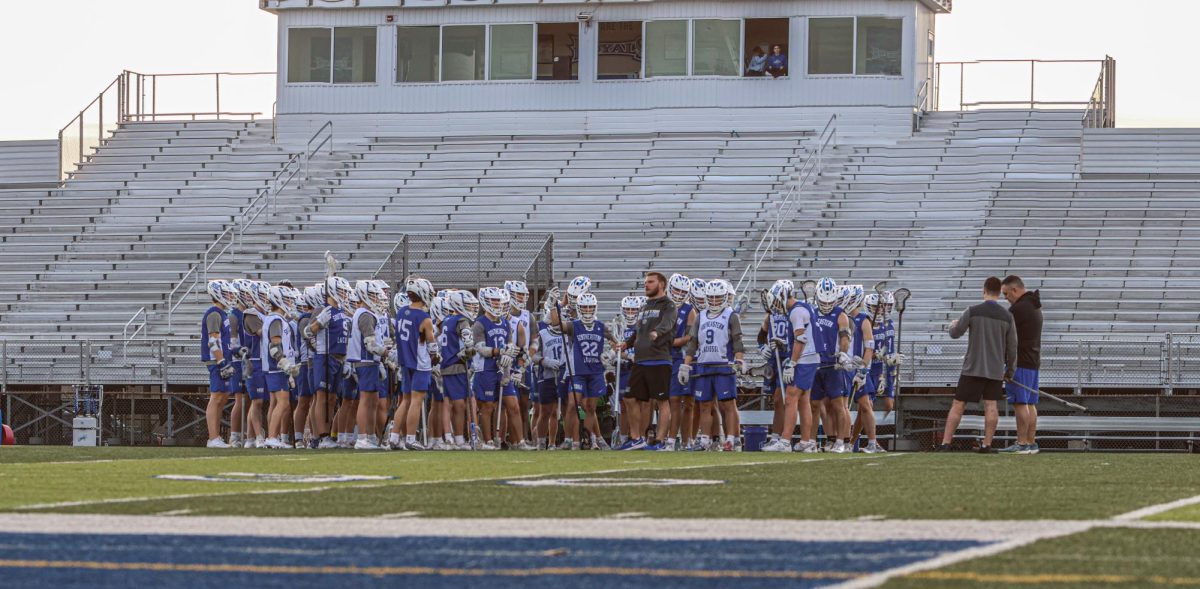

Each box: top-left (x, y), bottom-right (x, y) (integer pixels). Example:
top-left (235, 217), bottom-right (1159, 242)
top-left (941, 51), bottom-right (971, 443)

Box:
top-left (612, 295), bottom-right (643, 447)
top-left (347, 281), bottom-right (389, 450)
top-left (558, 292), bottom-right (619, 450)
top-left (805, 278), bottom-right (853, 453)
top-left (305, 277), bottom-right (351, 449)
top-left (440, 290), bottom-right (479, 449)
top-left (548, 277), bottom-right (592, 449)
top-left (291, 287), bottom-right (321, 448)
top-left (241, 281), bottom-right (271, 448)
top-left (533, 300), bottom-right (566, 450)
top-left (879, 291), bottom-right (900, 416)
top-left (227, 279), bottom-right (254, 448)
top-left (472, 287), bottom-right (526, 450)
top-left (759, 280), bottom-right (794, 450)
top-left (664, 274), bottom-right (694, 451)
top-left (767, 281), bottom-right (820, 453)
top-left (391, 277), bottom-right (439, 451)
top-left (681, 280), bottom-right (744, 452)
top-left (505, 281), bottom-right (534, 442)
top-left (848, 291), bottom-right (883, 453)
top-left (261, 286), bottom-right (299, 449)
top-left (202, 280), bottom-right (236, 448)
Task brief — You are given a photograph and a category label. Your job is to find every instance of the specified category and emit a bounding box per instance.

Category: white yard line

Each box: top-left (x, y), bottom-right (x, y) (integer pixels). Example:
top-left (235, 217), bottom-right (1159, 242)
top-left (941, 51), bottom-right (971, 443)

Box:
top-left (11, 454), bottom-right (894, 511)
top-left (1111, 493), bottom-right (1200, 521)
top-left (828, 491), bottom-right (1200, 588)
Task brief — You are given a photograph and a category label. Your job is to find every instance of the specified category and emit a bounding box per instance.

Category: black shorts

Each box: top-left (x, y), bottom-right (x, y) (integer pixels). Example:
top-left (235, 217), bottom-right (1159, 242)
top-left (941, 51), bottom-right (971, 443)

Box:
top-left (629, 364), bottom-right (671, 402)
top-left (954, 374), bottom-right (1004, 403)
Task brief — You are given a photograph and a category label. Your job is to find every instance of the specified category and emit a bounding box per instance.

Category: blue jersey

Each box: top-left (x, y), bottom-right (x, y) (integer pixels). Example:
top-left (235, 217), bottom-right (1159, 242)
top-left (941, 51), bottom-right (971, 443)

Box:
top-left (230, 308), bottom-right (244, 351)
top-left (397, 306), bottom-right (431, 369)
top-left (671, 303), bottom-right (693, 360)
top-left (871, 317), bottom-right (889, 368)
top-left (851, 312), bottom-right (872, 360)
top-left (810, 306), bottom-right (844, 363)
top-left (618, 323), bottom-right (637, 371)
top-left (200, 305), bottom-right (231, 362)
top-left (569, 319), bottom-right (605, 376)
top-left (440, 314), bottom-right (467, 369)
top-left (477, 315), bottom-right (511, 374)
top-left (325, 306), bottom-right (348, 356)
top-left (767, 312), bottom-right (791, 367)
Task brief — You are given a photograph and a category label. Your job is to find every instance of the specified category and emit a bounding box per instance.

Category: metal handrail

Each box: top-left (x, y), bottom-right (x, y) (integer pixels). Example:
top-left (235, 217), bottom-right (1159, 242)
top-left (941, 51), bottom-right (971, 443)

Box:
top-left (733, 115), bottom-right (837, 301)
top-left (124, 111), bottom-right (262, 122)
top-left (57, 73), bottom-right (125, 182)
top-left (121, 307), bottom-right (147, 362)
top-left (934, 58), bottom-right (1106, 113)
top-left (305, 121), bottom-right (334, 180)
top-left (372, 239), bottom-right (407, 279)
top-left (271, 101), bottom-right (278, 144)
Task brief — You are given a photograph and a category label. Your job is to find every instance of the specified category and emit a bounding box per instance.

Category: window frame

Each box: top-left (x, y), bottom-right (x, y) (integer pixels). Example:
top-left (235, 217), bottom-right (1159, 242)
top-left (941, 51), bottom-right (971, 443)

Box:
top-left (285, 26), bottom-right (379, 86)
top-left (395, 24), bottom-right (442, 85)
top-left (392, 22), bottom-right (577, 85)
top-left (643, 19), bottom-right (691, 79)
top-left (806, 16), bottom-right (905, 78)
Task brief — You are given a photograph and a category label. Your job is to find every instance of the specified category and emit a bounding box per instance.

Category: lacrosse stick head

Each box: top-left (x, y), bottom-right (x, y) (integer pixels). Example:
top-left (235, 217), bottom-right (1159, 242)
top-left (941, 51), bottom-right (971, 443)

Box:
top-left (324, 250), bottom-right (338, 279)
top-left (873, 281), bottom-right (888, 295)
top-left (893, 287), bottom-right (911, 314)
top-left (800, 280), bottom-right (817, 304)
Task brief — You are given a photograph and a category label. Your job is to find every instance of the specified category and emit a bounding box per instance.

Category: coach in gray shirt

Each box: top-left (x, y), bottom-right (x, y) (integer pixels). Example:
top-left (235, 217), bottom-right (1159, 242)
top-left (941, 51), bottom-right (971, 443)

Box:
top-left (935, 276), bottom-right (1017, 453)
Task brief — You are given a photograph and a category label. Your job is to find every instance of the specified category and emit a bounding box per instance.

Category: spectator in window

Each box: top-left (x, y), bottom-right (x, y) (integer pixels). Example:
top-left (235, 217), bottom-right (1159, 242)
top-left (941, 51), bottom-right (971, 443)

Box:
top-left (747, 47), bottom-right (767, 77)
top-left (766, 45), bottom-right (788, 78)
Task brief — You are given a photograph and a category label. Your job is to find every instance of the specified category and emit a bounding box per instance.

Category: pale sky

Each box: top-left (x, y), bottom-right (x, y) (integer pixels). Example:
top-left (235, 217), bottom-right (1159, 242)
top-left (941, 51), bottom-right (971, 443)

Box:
top-left (0, 0), bottom-right (1193, 140)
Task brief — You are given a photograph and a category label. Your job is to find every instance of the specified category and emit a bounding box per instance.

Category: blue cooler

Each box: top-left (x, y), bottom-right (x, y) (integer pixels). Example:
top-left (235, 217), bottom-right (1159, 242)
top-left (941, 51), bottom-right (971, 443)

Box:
top-left (742, 426), bottom-right (768, 452)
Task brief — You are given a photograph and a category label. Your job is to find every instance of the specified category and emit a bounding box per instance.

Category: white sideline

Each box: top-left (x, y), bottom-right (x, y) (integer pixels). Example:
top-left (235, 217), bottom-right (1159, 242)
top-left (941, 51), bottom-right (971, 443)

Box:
top-left (0, 514), bottom-right (1081, 542)
top-left (1111, 493), bottom-right (1200, 521)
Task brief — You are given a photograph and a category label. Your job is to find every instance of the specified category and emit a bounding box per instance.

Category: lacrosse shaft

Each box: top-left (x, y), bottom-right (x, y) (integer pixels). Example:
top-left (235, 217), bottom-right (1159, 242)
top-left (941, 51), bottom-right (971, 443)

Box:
top-left (1007, 379), bottom-right (1088, 411)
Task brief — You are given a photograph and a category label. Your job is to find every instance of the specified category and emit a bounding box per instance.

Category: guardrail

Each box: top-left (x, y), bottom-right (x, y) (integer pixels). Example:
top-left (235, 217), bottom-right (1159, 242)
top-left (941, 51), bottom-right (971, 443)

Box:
top-left (305, 121), bottom-right (334, 180)
top-left (1082, 56), bottom-right (1117, 128)
top-left (733, 115), bottom-right (837, 302)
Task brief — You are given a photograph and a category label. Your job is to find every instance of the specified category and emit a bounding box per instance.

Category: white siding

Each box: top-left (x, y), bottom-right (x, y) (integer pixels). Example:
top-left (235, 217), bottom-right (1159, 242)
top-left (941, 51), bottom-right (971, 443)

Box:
top-left (274, 0), bottom-right (926, 139)
top-left (0, 140), bottom-right (59, 186)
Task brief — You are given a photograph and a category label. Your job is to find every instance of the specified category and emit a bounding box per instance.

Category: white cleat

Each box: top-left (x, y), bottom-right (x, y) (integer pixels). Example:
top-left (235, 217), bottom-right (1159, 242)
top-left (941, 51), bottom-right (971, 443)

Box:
top-left (515, 440), bottom-right (538, 451)
top-left (479, 441), bottom-right (498, 451)
top-left (862, 441), bottom-right (886, 454)
top-left (831, 441), bottom-right (848, 454)
top-left (262, 438), bottom-right (283, 449)
top-left (800, 441), bottom-right (820, 453)
top-left (206, 438), bottom-right (231, 449)
top-left (761, 439), bottom-right (792, 453)
top-left (317, 437), bottom-right (338, 449)
top-left (354, 438), bottom-right (381, 450)
top-left (294, 441), bottom-right (306, 450)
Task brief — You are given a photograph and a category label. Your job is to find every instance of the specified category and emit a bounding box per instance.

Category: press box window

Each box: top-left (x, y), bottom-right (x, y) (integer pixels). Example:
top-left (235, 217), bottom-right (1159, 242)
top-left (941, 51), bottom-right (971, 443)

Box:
top-left (646, 20), bottom-right (688, 78)
top-left (288, 27), bottom-right (376, 84)
top-left (857, 17), bottom-right (903, 76)
top-left (490, 24), bottom-right (534, 81)
top-left (397, 26), bottom-right (439, 83)
top-left (598, 21), bottom-right (642, 80)
top-left (809, 17), bottom-right (903, 76)
top-left (808, 18), bottom-right (854, 75)
top-left (692, 19), bottom-right (740, 76)
top-left (537, 23), bottom-right (578, 81)
top-left (442, 25), bottom-right (486, 81)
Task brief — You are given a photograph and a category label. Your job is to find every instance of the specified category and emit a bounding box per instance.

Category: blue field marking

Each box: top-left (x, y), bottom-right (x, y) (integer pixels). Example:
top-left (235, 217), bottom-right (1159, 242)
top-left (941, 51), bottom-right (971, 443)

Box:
top-left (0, 532), bottom-right (987, 588)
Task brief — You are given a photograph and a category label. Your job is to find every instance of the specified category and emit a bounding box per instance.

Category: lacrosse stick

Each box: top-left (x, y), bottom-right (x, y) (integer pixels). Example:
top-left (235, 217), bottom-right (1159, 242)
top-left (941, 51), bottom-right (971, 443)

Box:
top-left (324, 250), bottom-right (338, 279)
top-left (1006, 379), bottom-right (1088, 412)
top-left (553, 298), bottom-right (580, 444)
top-left (890, 287), bottom-right (910, 449)
top-left (466, 369), bottom-right (480, 450)
top-left (801, 280), bottom-right (817, 305)
top-left (611, 318), bottom-right (623, 448)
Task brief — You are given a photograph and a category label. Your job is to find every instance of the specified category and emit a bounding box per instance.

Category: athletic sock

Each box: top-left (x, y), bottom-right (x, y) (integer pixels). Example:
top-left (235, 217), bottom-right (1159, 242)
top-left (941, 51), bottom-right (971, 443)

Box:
top-left (389, 433), bottom-right (401, 446)
top-left (455, 435), bottom-right (466, 445)
top-left (281, 434), bottom-right (290, 444)
top-left (406, 435), bottom-right (417, 445)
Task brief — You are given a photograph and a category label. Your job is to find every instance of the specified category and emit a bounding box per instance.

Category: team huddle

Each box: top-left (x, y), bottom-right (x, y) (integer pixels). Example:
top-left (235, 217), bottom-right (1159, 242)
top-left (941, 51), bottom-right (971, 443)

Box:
top-left (198, 265), bottom-right (906, 453)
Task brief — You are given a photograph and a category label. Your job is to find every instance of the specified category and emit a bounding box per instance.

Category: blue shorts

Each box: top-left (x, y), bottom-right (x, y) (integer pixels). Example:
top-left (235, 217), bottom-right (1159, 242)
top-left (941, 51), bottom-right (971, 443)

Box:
top-left (669, 359), bottom-right (692, 398)
top-left (313, 354), bottom-right (336, 393)
top-left (429, 374), bottom-right (443, 402)
top-left (617, 363), bottom-right (632, 393)
top-left (852, 371), bottom-right (878, 402)
top-left (1005, 367), bottom-right (1040, 404)
top-left (208, 364), bottom-right (232, 394)
top-left (354, 364), bottom-right (381, 396)
top-left (473, 371), bottom-right (516, 403)
top-left (810, 366), bottom-right (846, 401)
top-left (296, 362), bottom-right (314, 398)
top-left (441, 372), bottom-right (469, 402)
top-left (228, 361), bottom-right (245, 394)
top-left (265, 371), bottom-right (291, 394)
top-left (248, 360), bottom-right (268, 401)
top-left (793, 362), bottom-right (819, 391)
top-left (571, 372), bottom-right (606, 399)
top-left (401, 366), bottom-right (431, 394)
top-left (536, 378), bottom-right (564, 405)
top-left (693, 371), bottom-right (737, 403)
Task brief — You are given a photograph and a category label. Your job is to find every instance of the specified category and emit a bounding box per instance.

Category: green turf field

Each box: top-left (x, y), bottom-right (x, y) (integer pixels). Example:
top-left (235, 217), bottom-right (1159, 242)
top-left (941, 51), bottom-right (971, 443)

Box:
top-left (4, 447), bottom-right (1199, 588)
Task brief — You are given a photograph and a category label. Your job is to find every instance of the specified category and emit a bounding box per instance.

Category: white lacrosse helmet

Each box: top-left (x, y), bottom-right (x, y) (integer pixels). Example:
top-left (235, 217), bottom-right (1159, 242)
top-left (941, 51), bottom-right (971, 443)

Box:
top-left (367, 281), bottom-right (388, 313)
top-left (566, 276), bottom-right (591, 304)
top-left (232, 279), bottom-right (254, 308)
top-left (716, 280), bottom-right (735, 309)
top-left (207, 279), bottom-right (228, 304)
top-left (249, 281), bottom-right (271, 311)
top-left (865, 293), bottom-right (881, 321)
top-left (447, 290), bottom-right (480, 322)
top-left (576, 293), bottom-right (598, 324)
top-left (816, 277), bottom-right (839, 314)
top-left (704, 280), bottom-right (729, 311)
top-left (479, 287), bottom-right (508, 318)
top-left (325, 276), bottom-right (351, 308)
top-left (302, 286), bottom-right (320, 310)
top-left (882, 291), bottom-right (895, 317)
top-left (394, 291), bottom-right (410, 314)
top-left (846, 284), bottom-right (865, 312)
top-left (690, 279), bottom-right (708, 311)
top-left (406, 277), bottom-right (435, 305)
top-left (267, 286), bottom-right (291, 312)
top-left (667, 273), bottom-right (691, 305)
top-left (504, 280), bottom-right (529, 313)
top-left (429, 297), bottom-right (448, 324)
top-left (371, 279), bottom-right (390, 300)
top-left (621, 295), bottom-right (642, 323)
top-left (353, 280), bottom-right (371, 307)
top-left (772, 279), bottom-right (795, 304)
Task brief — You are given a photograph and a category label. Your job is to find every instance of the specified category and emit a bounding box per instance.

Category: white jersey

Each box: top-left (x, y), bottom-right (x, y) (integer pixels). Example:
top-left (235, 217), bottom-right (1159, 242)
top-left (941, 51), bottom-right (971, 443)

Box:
top-left (346, 307), bottom-right (383, 364)
top-left (508, 310), bottom-right (531, 350)
top-left (788, 303), bottom-right (820, 365)
top-left (537, 323), bottom-right (566, 382)
top-left (260, 312), bottom-right (295, 372)
top-left (312, 306), bottom-right (332, 355)
top-left (695, 308), bottom-right (733, 365)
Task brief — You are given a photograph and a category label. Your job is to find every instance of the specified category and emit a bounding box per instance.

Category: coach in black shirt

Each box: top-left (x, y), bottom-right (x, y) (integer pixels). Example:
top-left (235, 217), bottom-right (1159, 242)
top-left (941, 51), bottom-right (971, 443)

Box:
top-left (1001, 275), bottom-right (1044, 454)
